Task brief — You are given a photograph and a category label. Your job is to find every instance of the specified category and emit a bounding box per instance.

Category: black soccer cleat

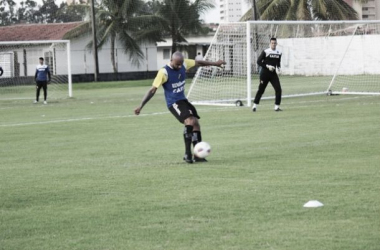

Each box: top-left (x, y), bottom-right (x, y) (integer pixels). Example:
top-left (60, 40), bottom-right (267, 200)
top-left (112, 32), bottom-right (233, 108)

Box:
top-left (183, 154), bottom-right (193, 164)
top-left (274, 108), bottom-right (283, 112)
top-left (194, 156), bottom-right (208, 163)
top-left (252, 107), bottom-right (256, 112)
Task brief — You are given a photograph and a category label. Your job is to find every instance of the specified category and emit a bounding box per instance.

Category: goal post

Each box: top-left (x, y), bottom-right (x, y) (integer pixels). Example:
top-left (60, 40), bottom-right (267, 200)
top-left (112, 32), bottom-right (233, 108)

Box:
top-left (0, 40), bottom-right (72, 100)
top-left (187, 20), bottom-right (380, 106)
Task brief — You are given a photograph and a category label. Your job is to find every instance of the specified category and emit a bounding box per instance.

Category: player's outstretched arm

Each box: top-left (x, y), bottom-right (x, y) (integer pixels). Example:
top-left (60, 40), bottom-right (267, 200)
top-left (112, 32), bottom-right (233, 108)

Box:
top-left (195, 59), bottom-right (226, 68)
top-left (134, 86), bottom-right (157, 115)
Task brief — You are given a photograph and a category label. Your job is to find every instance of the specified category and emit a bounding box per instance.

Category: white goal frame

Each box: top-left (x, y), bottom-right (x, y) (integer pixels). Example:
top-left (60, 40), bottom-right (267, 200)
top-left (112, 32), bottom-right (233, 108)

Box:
top-left (0, 40), bottom-right (72, 98)
top-left (187, 20), bottom-right (380, 107)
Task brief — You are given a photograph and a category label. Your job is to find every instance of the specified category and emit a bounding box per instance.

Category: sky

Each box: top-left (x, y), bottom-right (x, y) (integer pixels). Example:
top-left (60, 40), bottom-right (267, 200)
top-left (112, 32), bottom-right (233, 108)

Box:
top-left (202, 1), bottom-right (220, 23)
top-left (12, 0), bottom-right (221, 23)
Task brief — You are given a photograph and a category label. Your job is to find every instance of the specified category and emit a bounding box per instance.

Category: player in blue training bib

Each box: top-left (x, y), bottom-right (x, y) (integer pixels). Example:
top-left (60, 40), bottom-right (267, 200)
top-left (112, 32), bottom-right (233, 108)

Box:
top-left (134, 51), bottom-right (225, 163)
top-left (34, 57), bottom-right (51, 104)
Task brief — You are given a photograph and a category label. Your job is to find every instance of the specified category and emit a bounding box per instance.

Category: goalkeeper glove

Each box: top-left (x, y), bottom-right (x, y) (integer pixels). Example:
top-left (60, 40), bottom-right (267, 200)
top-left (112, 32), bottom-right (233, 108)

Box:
top-left (276, 67), bottom-right (281, 74)
top-left (266, 64), bottom-right (275, 72)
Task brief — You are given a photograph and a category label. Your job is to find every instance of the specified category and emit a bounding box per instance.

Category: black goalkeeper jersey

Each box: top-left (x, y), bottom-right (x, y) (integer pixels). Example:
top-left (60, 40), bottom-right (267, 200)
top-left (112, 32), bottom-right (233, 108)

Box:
top-left (257, 48), bottom-right (282, 74)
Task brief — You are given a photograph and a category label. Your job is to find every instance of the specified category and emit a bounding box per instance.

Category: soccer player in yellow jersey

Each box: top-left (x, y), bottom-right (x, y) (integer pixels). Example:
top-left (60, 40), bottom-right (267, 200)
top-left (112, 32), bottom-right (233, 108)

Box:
top-left (135, 51), bottom-right (225, 163)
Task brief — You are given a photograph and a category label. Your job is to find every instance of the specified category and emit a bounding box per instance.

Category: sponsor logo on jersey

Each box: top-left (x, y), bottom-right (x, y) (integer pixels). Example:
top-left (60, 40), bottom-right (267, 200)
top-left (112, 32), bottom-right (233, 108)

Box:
top-left (269, 54), bottom-right (280, 58)
top-left (172, 80), bottom-right (185, 93)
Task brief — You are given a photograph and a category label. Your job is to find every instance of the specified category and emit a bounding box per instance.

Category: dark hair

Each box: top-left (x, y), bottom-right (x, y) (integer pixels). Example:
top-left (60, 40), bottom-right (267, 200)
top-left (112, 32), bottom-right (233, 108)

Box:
top-left (270, 37), bottom-right (277, 41)
top-left (39, 57), bottom-right (44, 61)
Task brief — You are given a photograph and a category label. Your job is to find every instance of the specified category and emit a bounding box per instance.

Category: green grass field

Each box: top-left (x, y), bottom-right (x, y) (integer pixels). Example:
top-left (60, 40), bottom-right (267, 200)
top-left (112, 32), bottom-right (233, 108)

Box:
top-left (1, 80), bottom-right (380, 250)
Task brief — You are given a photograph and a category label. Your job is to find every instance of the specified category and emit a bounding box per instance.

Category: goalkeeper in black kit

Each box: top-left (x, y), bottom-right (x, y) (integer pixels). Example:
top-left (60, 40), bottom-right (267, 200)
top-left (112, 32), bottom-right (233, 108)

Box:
top-left (253, 37), bottom-right (282, 112)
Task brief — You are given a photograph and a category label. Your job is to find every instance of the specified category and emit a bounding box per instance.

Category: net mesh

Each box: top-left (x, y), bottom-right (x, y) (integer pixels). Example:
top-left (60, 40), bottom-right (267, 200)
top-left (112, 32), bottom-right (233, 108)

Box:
top-left (187, 21), bottom-right (380, 106)
top-left (0, 42), bottom-right (70, 100)
top-left (187, 23), bottom-right (248, 105)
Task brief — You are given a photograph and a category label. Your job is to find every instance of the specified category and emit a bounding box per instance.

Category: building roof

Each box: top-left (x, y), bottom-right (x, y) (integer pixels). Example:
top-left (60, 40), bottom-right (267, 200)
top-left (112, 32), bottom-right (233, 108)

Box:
top-left (0, 22), bottom-right (83, 42)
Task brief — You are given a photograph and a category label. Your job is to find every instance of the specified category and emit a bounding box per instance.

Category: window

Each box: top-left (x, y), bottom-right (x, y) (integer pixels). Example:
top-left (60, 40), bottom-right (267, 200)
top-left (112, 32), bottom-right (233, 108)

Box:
top-left (363, 15), bottom-right (369, 18)
top-left (163, 49), bottom-right (170, 59)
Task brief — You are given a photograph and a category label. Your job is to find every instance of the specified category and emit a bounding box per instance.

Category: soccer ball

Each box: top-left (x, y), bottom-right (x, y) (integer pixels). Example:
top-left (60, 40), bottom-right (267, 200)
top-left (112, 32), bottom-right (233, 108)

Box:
top-left (193, 142), bottom-right (211, 159)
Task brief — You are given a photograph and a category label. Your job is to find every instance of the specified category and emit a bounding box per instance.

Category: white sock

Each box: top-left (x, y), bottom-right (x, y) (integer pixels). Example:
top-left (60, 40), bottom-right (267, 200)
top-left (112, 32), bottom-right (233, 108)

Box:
top-left (275, 105), bottom-right (279, 110)
top-left (253, 103), bottom-right (257, 109)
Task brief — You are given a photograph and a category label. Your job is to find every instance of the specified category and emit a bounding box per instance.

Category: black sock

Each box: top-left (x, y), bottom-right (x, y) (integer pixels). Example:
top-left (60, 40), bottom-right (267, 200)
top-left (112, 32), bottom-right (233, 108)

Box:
top-left (192, 131), bottom-right (202, 148)
top-left (183, 125), bottom-right (193, 156)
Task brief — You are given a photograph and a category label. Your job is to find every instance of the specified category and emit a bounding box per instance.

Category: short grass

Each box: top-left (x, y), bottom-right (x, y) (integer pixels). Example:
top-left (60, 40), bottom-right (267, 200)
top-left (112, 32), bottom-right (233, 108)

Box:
top-left (1, 80), bottom-right (380, 250)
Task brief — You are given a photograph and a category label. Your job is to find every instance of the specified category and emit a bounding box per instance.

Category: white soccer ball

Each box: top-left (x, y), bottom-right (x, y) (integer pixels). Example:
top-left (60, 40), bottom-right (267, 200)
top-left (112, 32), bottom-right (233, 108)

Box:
top-left (194, 142), bottom-right (211, 159)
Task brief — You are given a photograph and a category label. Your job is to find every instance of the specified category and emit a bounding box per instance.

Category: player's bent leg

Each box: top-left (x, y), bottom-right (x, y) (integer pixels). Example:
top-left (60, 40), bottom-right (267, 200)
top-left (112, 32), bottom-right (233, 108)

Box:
top-left (183, 123), bottom-right (194, 164)
top-left (170, 100), bottom-right (202, 164)
top-left (271, 77), bottom-right (282, 111)
top-left (189, 117), bottom-right (201, 147)
top-left (191, 121), bottom-right (207, 163)
top-left (253, 79), bottom-right (269, 112)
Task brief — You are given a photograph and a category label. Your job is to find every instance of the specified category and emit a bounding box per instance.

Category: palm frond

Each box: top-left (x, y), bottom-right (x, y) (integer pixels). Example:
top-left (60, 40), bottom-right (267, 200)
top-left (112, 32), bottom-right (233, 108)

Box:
top-left (118, 29), bottom-right (145, 66)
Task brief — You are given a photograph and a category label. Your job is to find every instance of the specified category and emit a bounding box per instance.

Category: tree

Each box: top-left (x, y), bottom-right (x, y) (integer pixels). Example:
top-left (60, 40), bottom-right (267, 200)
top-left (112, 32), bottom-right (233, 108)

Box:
top-left (241, 0), bottom-right (368, 21)
top-left (0, 0), bottom-right (17, 26)
top-left (39, 0), bottom-right (60, 23)
top-left (56, 1), bottom-right (87, 23)
top-left (16, 0), bottom-right (41, 24)
top-left (153, 0), bottom-right (214, 53)
top-left (1, 0), bottom-right (86, 25)
top-left (64, 0), bottom-right (165, 73)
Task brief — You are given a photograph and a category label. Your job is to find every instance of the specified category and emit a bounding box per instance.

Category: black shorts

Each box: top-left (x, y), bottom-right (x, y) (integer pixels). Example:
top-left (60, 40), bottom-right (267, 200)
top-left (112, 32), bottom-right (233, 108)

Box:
top-left (169, 99), bottom-right (200, 123)
top-left (36, 81), bottom-right (48, 88)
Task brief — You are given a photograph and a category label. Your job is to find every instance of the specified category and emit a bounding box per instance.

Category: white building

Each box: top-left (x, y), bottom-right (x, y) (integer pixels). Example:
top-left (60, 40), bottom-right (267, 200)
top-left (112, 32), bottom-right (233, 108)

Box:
top-left (219, 0), bottom-right (250, 23)
top-left (343, 0), bottom-right (380, 20)
top-left (156, 34), bottom-right (215, 68)
top-left (0, 22), bottom-right (157, 79)
top-left (361, 0), bottom-right (380, 20)
top-left (0, 22), bottom-right (217, 81)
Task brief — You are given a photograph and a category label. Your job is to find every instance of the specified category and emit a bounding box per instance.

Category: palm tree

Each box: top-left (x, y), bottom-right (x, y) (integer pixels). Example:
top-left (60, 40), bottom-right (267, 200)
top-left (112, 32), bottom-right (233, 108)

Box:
top-left (154, 0), bottom-right (214, 53)
top-left (64, 0), bottom-right (165, 73)
top-left (241, 0), bottom-right (368, 21)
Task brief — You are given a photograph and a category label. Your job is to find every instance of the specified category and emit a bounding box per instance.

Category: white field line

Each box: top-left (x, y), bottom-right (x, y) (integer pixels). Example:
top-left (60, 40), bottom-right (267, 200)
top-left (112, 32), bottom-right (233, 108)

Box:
top-left (0, 108), bottom-right (238, 127)
top-left (0, 96), bottom-right (376, 127)
top-left (0, 111), bottom-right (170, 127)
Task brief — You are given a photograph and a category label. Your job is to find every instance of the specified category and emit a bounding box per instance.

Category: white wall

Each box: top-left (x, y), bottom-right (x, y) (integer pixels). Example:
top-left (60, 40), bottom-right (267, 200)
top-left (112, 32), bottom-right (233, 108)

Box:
top-left (70, 35), bottom-right (157, 74)
top-left (156, 35), bottom-right (214, 68)
top-left (156, 45), bottom-right (206, 70)
top-left (10, 45), bottom-right (64, 77)
top-left (3, 37), bottom-right (157, 77)
top-left (278, 35), bottom-right (380, 76)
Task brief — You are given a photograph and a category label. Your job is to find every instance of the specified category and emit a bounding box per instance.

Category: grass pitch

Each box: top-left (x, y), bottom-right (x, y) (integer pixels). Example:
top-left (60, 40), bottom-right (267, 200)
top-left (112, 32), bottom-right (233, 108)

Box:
top-left (1, 80), bottom-right (379, 250)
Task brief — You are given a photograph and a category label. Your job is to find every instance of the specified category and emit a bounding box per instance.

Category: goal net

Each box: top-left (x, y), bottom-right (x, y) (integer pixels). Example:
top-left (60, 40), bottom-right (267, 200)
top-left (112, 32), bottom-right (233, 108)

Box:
top-left (187, 21), bottom-right (380, 106)
top-left (0, 40), bottom-right (72, 101)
